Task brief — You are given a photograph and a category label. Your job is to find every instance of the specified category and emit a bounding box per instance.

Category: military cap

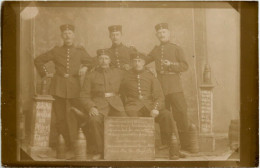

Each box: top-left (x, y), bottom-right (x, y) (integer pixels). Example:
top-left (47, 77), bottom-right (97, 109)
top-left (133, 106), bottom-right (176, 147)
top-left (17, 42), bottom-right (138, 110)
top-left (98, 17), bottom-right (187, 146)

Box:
top-left (108, 25), bottom-right (122, 33)
top-left (97, 49), bottom-right (111, 57)
top-left (155, 23), bottom-right (168, 31)
top-left (130, 52), bottom-right (146, 60)
top-left (60, 24), bottom-right (75, 32)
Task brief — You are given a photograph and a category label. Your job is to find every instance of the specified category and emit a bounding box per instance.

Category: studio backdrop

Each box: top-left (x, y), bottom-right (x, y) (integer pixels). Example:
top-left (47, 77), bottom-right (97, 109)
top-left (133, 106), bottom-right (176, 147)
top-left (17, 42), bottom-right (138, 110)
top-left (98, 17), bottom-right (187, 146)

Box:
top-left (19, 2), bottom-right (240, 135)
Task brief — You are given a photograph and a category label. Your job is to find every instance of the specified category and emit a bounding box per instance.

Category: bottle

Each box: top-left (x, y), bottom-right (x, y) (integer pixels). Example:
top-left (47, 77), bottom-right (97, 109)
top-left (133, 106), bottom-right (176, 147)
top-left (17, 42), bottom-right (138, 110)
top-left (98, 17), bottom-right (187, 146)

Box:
top-left (74, 128), bottom-right (87, 160)
top-left (56, 134), bottom-right (66, 159)
top-left (203, 64), bottom-right (211, 84)
top-left (41, 78), bottom-right (48, 95)
top-left (169, 134), bottom-right (179, 160)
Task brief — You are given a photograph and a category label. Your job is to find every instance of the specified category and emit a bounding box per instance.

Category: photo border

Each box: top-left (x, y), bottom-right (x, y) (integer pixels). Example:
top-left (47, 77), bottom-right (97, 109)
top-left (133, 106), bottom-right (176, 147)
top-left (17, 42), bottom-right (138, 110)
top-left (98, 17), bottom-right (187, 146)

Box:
top-left (1, 1), bottom-right (258, 167)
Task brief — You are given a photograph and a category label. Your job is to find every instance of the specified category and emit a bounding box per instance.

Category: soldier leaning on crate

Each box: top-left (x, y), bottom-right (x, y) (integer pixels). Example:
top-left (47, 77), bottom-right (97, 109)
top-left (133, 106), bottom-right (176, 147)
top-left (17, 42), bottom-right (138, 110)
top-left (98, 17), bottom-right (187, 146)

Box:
top-left (79, 49), bottom-right (126, 160)
top-left (107, 25), bottom-right (138, 71)
top-left (121, 51), bottom-right (186, 159)
top-left (145, 23), bottom-right (190, 151)
top-left (34, 24), bottom-right (93, 152)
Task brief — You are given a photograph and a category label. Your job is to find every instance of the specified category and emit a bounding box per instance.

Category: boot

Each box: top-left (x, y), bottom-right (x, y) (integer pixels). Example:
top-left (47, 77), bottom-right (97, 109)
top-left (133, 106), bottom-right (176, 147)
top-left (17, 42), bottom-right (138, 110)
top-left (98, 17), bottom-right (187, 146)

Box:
top-left (179, 131), bottom-right (190, 152)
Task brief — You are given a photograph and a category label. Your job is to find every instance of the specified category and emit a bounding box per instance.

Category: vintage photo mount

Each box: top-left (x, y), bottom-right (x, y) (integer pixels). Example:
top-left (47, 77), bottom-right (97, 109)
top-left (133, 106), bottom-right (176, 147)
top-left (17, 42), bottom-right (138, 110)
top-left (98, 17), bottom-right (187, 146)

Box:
top-left (1, 1), bottom-right (258, 167)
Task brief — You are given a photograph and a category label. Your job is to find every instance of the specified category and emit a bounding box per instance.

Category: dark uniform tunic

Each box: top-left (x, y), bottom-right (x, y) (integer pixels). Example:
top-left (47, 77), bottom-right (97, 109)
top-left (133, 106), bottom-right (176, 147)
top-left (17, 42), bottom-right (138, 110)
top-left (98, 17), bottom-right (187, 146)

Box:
top-left (34, 44), bottom-right (93, 148)
top-left (146, 42), bottom-right (189, 147)
top-left (80, 67), bottom-right (126, 154)
top-left (121, 69), bottom-right (179, 145)
top-left (107, 43), bottom-right (137, 69)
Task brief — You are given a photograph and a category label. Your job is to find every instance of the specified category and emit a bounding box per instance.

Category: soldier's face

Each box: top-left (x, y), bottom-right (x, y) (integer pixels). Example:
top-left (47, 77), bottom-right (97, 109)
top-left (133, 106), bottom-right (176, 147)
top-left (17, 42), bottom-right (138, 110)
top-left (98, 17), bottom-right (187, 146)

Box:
top-left (98, 55), bottom-right (111, 68)
top-left (156, 29), bottom-right (170, 43)
top-left (61, 30), bottom-right (75, 46)
top-left (109, 31), bottom-right (122, 45)
top-left (132, 59), bottom-right (145, 71)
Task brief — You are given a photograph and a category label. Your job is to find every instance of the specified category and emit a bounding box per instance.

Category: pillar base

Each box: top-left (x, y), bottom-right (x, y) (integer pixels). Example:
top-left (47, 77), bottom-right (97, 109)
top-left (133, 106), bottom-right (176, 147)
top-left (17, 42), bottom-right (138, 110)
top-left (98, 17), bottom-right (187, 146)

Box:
top-left (27, 146), bottom-right (52, 157)
top-left (199, 133), bottom-right (215, 152)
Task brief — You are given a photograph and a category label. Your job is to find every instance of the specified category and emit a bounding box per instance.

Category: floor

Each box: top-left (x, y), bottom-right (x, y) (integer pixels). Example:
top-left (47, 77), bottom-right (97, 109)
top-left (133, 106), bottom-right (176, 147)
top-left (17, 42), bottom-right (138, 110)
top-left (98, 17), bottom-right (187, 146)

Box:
top-left (20, 133), bottom-right (239, 161)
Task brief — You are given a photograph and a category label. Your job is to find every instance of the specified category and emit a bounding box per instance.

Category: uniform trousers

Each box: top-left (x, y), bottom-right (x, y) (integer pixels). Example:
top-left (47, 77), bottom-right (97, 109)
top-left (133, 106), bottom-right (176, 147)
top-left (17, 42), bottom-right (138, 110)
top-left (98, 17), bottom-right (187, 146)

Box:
top-left (131, 107), bottom-right (179, 146)
top-left (49, 96), bottom-right (82, 150)
top-left (165, 92), bottom-right (189, 149)
top-left (86, 105), bottom-right (125, 155)
top-left (165, 92), bottom-right (189, 132)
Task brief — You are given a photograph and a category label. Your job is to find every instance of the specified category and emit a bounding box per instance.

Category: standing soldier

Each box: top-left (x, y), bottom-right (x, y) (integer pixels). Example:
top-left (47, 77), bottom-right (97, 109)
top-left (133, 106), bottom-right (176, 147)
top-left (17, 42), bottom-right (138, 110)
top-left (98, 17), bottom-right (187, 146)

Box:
top-left (80, 49), bottom-right (126, 160)
top-left (34, 24), bottom-right (93, 152)
top-left (121, 52), bottom-right (184, 159)
top-left (146, 23), bottom-right (189, 150)
top-left (107, 25), bottom-right (137, 71)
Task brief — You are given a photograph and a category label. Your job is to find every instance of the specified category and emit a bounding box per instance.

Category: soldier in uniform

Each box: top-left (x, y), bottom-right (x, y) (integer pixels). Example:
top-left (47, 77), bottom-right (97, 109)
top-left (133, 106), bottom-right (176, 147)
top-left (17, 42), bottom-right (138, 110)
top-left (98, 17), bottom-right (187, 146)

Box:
top-left (80, 49), bottom-right (126, 160)
top-left (34, 24), bottom-right (93, 151)
top-left (107, 25), bottom-right (137, 70)
top-left (121, 52), bottom-right (184, 159)
top-left (146, 23), bottom-right (189, 150)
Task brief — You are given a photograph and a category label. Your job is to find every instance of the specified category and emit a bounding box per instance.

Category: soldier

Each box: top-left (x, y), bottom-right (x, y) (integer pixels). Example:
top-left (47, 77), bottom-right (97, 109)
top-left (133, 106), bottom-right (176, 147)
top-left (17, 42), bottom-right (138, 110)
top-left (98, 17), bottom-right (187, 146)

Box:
top-left (80, 49), bottom-right (126, 160)
top-left (107, 25), bottom-right (137, 71)
top-left (121, 52), bottom-right (184, 159)
top-left (34, 24), bottom-right (93, 151)
top-left (146, 23), bottom-right (189, 150)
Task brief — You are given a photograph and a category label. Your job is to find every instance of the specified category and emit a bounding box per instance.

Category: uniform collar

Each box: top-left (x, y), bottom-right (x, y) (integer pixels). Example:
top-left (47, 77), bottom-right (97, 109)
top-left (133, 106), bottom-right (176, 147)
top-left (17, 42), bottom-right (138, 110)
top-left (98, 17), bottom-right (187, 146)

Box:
top-left (132, 68), bottom-right (145, 74)
top-left (63, 43), bottom-right (75, 49)
top-left (97, 66), bottom-right (111, 73)
top-left (111, 43), bottom-right (123, 48)
top-left (160, 41), bottom-right (170, 46)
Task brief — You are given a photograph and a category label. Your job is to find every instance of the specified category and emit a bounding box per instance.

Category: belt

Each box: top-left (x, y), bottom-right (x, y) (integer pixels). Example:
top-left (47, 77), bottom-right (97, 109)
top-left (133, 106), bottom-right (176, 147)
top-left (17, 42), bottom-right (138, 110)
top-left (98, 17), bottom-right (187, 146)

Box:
top-left (129, 95), bottom-right (153, 100)
top-left (56, 73), bottom-right (78, 78)
top-left (93, 92), bottom-right (117, 98)
top-left (157, 71), bottom-right (178, 75)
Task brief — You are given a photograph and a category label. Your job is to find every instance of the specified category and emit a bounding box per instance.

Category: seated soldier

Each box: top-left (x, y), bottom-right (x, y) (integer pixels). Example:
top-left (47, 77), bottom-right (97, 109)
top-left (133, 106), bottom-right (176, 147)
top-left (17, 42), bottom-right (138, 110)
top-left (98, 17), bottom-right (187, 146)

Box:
top-left (80, 49), bottom-right (126, 160)
top-left (121, 52), bottom-right (185, 159)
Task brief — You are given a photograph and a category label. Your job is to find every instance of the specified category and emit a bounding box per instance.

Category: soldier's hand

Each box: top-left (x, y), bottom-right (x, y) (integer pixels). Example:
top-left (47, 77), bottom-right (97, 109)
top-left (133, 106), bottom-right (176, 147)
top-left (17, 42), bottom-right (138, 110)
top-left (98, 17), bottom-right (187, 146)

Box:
top-left (79, 66), bottom-right (88, 76)
top-left (150, 109), bottom-right (159, 118)
top-left (126, 43), bottom-right (137, 50)
top-left (162, 59), bottom-right (171, 66)
top-left (89, 107), bottom-right (99, 116)
top-left (123, 64), bottom-right (131, 71)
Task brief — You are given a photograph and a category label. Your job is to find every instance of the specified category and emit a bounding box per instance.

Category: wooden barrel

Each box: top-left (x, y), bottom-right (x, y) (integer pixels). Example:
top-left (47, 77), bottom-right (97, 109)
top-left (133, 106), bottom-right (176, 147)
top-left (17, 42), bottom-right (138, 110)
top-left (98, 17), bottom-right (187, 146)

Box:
top-left (188, 124), bottom-right (199, 153)
top-left (228, 120), bottom-right (240, 150)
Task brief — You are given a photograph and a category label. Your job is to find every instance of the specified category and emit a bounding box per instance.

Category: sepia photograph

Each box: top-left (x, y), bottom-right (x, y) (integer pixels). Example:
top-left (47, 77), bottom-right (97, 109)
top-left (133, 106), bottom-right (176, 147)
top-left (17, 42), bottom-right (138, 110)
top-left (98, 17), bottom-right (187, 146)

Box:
top-left (1, 1), bottom-right (258, 166)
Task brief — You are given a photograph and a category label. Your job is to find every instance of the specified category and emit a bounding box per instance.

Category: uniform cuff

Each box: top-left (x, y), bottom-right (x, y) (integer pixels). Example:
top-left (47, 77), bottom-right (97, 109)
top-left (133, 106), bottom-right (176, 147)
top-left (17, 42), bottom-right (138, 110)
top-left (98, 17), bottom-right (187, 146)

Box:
top-left (153, 102), bottom-right (159, 110)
